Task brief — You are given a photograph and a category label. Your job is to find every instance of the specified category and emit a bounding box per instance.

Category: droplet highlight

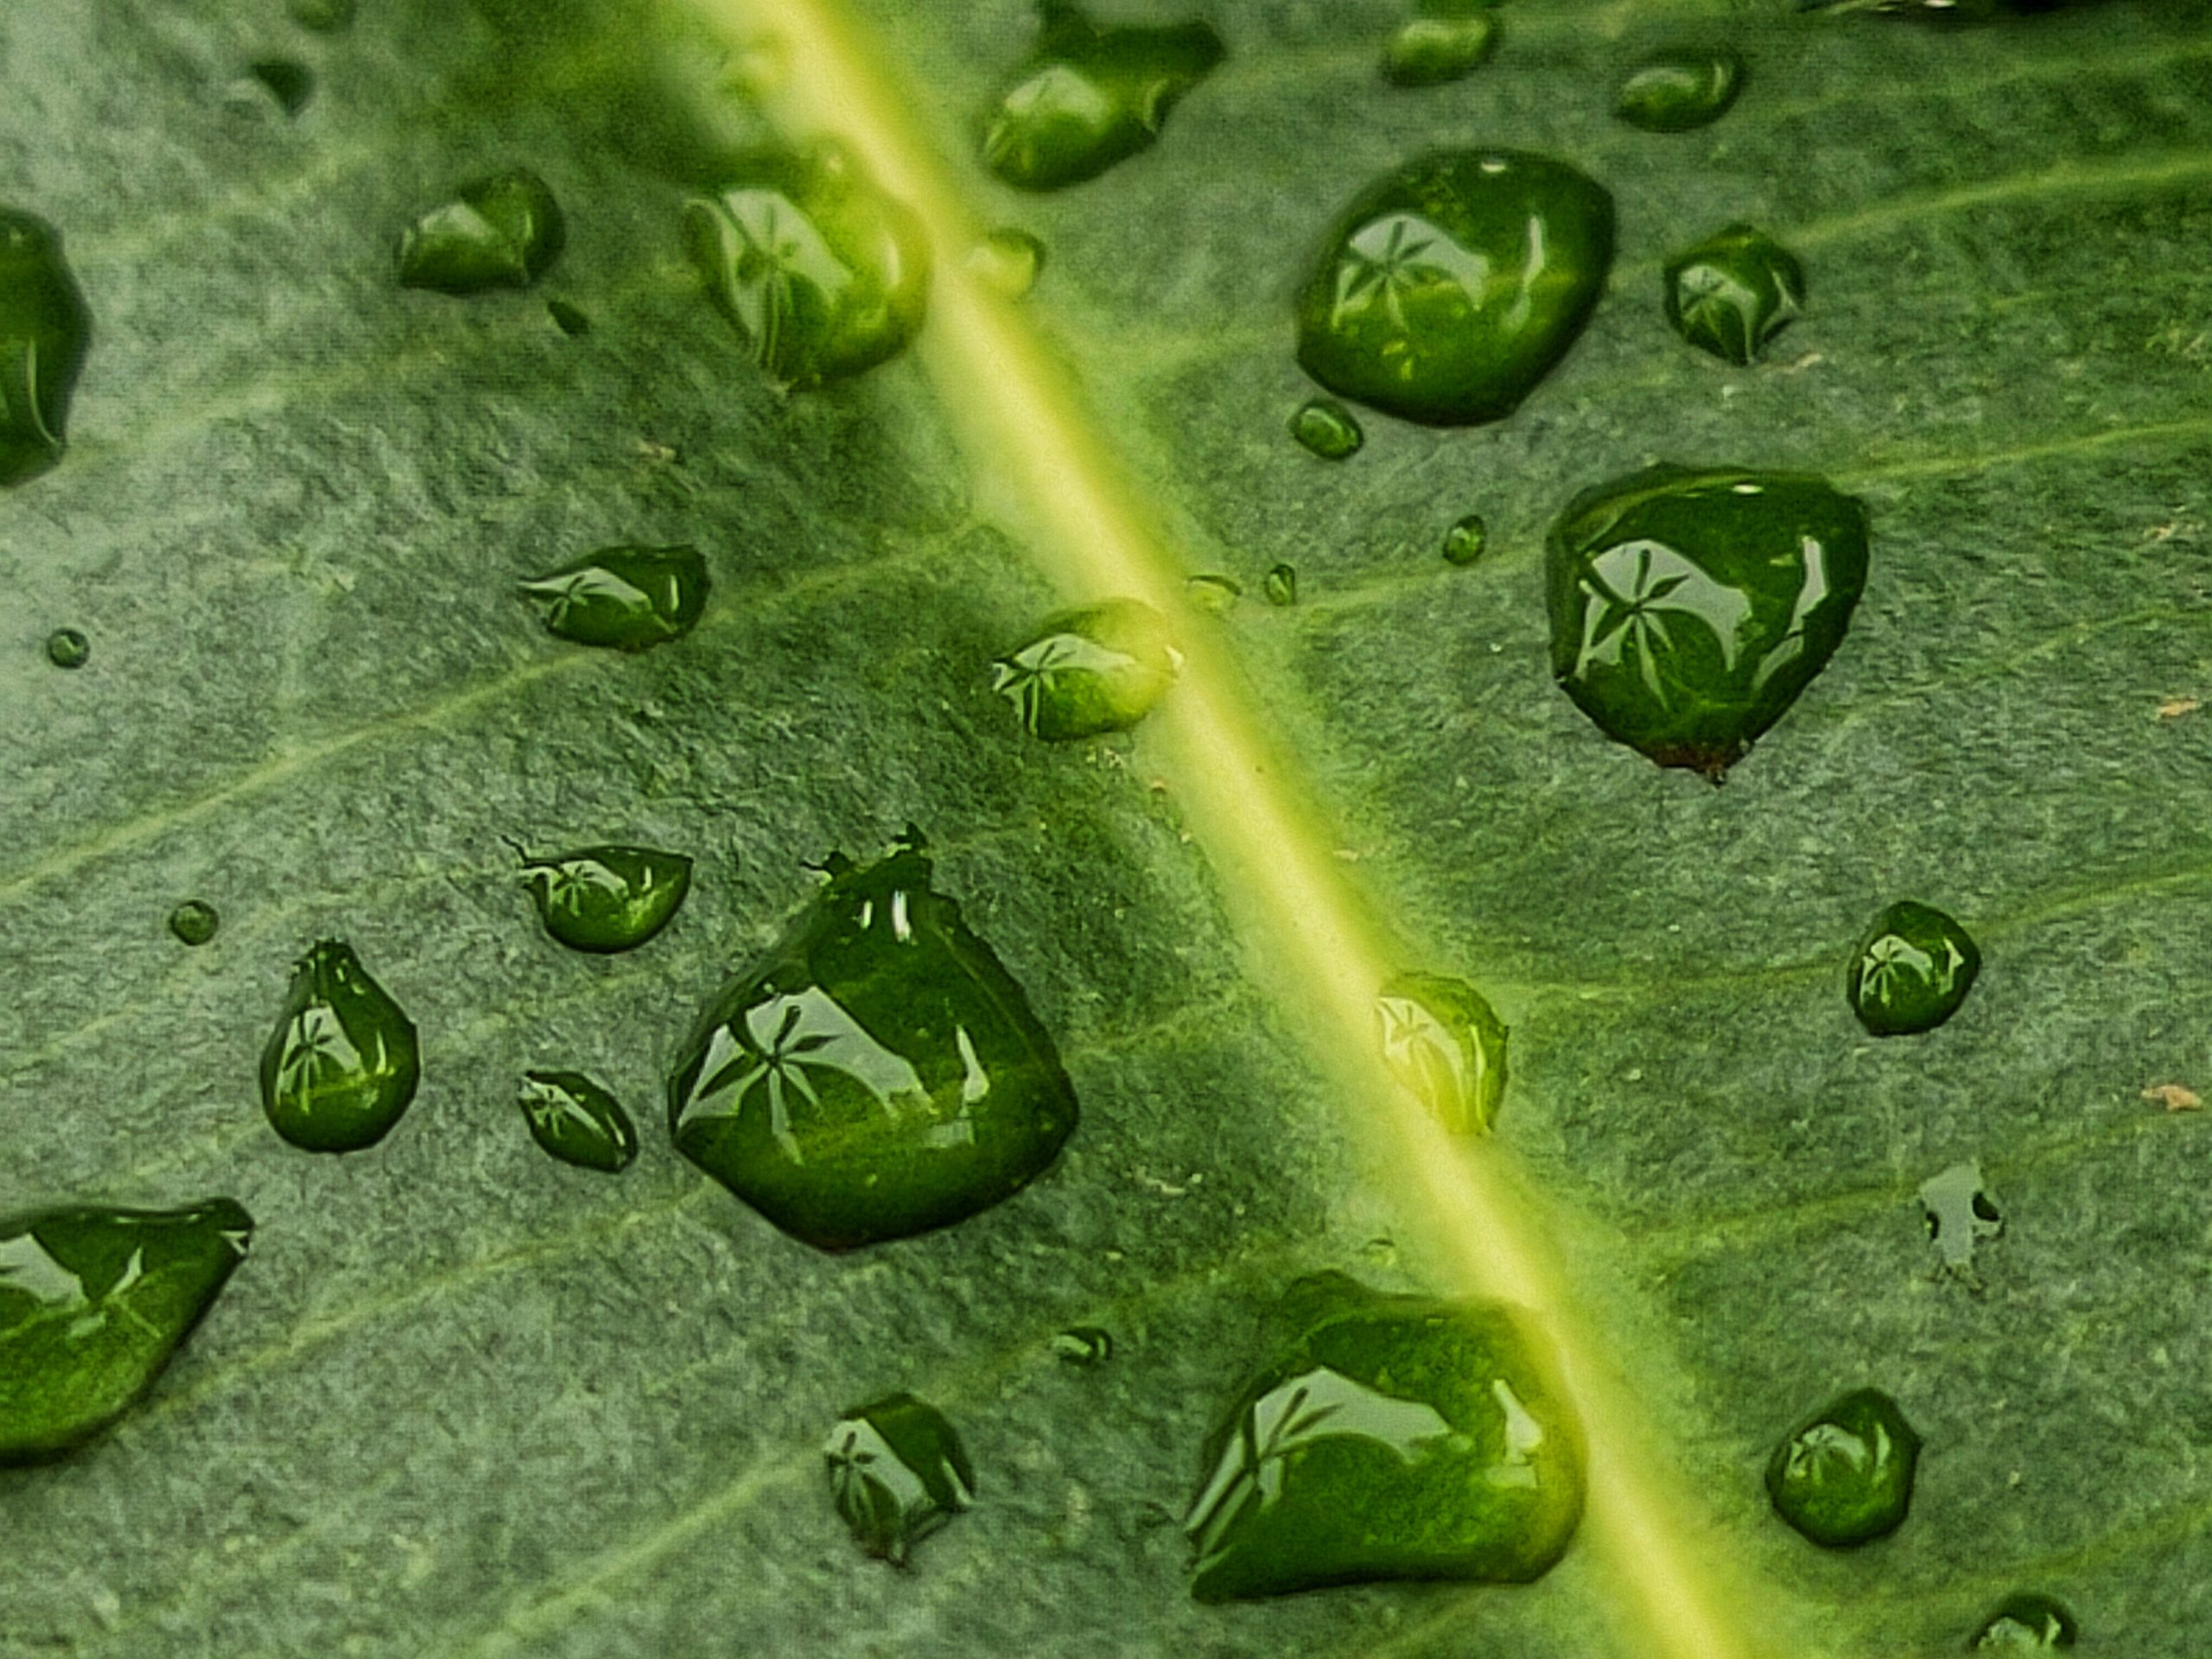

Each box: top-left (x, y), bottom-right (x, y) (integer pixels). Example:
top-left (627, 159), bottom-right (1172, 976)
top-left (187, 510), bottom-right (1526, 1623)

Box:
top-left (1382, 0), bottom-right (1499, 88)
top-left (824, 1393), bottom-right (975, 1563)
top-left (993, 597), bottom-right (1179, 741)
top-left (1614, 47), bottom-right (1745, 131)
top-left (518, 1071), bottom-right (639, 1173)
top-left (1291, 397), bottom-right (1363, 460)
top-left (519, 543), bottom-right (709, 652)
top-left (168, 900), bottom-right (219, 946)
top-left (517, 843), bottom-right (692, 954)
top-left (396, 168), bottom-right (565, 296)
top-left (45, 627), bottom-right (88, 669)
top-left (1766, 1387), bottom-right (1919, 1547)
top-left (1848, 900), bottom-right (1979, 1035)
top-left (1972, 1593), bottom-right (2078, 1648)
top-left (1376, 972), bottom-right (1507, 1135)
top-left (1664, 223), bottom-right (1805, 365)
top-left (0, 210), bottom-right (92, 487)
top-left (258, 939), bottom-right (421, 1153)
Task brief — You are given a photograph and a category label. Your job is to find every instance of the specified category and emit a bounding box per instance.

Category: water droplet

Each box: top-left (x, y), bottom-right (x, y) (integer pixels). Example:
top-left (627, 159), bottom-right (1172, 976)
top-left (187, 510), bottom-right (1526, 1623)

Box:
top-left (0, 211), bottom-right (92, 487)
top-left (824, 1393), bottom-right (975, 1563)
top-left (0, 1198), bottom-right (253, 1464)
top-left (1382, 0), bottom-right (1499, 88)
top-left (396, 168), bottom-right (565, 296)
top-left (685, 148), bottom-right (931, 390)
top-left (1971, 1593), bottom-right (2078, 1648)
top-left (287, 0), bottom-right (356, 31)
top-left (1545, 464), bottom-right (1870, 778)
top-left (45, 627), bottom-right (89, 669)
top-left (1848, 900), bottom-right (1979, 1034)
top-left (546, 299), bottom-right (591, 337)
top-left (518, 1071), bottom-right (639, 1173)
top-left (168, 900), bottom-right (219, 947)
top-left (1296, 150), bottom-right (1613, 427)
top-left (982, 2), bottom-right (1225, 191)
top-left (968, 227), bottom-right (1046, 299)
top-left (1376, 973), bottom-right (1507, 1135)
top-left (669, 830), bottom-right (1079, 1250)
top-left (518, 543), bottom-right (709, 652)
top-left (1050, 1325), bottom-right (1114, 1365)
top-left (258, 940), bottom-right (420, 1154)
top-left (1664, 223), bottom-right (1805, 365)
top-left (1185, 1272), bottom-right (1583, 1600)
top-left (1442, 513), bottom-right (1489, 565)
top-left (1919, 1160), bottom-right (2000, 1284)
top-left (1290, 397), bottom-right (1363, 461)
top-left (1185, 574), bottom-right (1241, 614)
top-left (1614, 47), bottom-right (1745, 131)
top-left (516, 843), bottom-right (692, 954)
top-left (1766, 1387), bottom-right (1919, 1547)
top-left (245, 59), bottom-right (315, 117)
top-left (1263, 564), bottom-right (1299, 607)
top-left (993, 597), bottom-right (1180, 741)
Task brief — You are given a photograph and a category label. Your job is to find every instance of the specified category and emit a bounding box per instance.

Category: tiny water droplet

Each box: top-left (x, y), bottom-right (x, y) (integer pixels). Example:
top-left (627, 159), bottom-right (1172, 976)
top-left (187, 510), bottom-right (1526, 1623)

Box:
top-left (396, 168), bottom-right (565, 296)
top-left (968, 227), bottom-right (1046, 298)
top-left (1546, 465), bottom-right (1869, 778)
top-left (0, 1198), bottom-right (253, 1464)
top-left (1376, 972), bottom-right (1507, 1135)
top-left (1971, 1592), bottom-right (2078, 1648)
top-left (1766, 1387), bottom-right (1919, 1547)
top-left (45, 627), bottom-right (88, 669)
top-left (1382, 0), bottom-right (1499, 88)
top-left (824, 1393), bottom-right (975, 1564)
top-left (518, 1071), bottom-right (639, 1173)
top-left (0, 210), bottom-right (92, 487)
top-left (518, 544), bottom-right (709, 652)
top-left (1263, 564), bottom-right (1299, 607)
top-left (546, 299), bottom-right (591, 336)
top-left (517, 844), bottom-right (692, 954)
top-left (993, 598), bottom-right (1179, 741)
top-left (982, 2), bottom-right (1224, 190)
top-left (287, 0), bottom-right (356, 31)
top-left (1050, 1325), bottom-right (1114, 1366)
top-left (258, 940), bottom-right (420, 1153)
top-left (168, 900), bottom-right (219, 946)
top-left (1290, 397), bottom-right (1363, 460)
top-left (669, 831), bottom-right (1079, 1250)
top-left (1664, 223), bottom-right (1805, 365)
top-left (245, 59), bottom-right (315, 117)
top-left (1848, 901), bottom-right (1979, 1035)
top-left (1614, 47), bottom-right (1745, 131)
top-left (1185, 573), bottom-right (1241, 613)
top-left (1442, 513), bottom-right (1489, 565)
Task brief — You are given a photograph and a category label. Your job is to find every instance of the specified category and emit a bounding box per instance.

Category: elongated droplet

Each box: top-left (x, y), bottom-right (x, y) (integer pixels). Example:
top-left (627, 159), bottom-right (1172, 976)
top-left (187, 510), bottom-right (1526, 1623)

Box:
top-left (45, 627), bottom-right (88, 668)
top-left (287, 0), bottom-right (355, 30)
top-left (1051, 1325), bottom-right (1114, 1366)
top-left (1291, 397), bottom-right (1363, 460)
top-left (1766, 1387), bottom-right (1919, 1547)
top-left (1615, 47), bottom-right (1745, 131)
top-left (668, 830), bottom-right (1078, 1250)
top-left (397, 168), bottom-right (565, 295)
top-left (1972, 1593), bottom-right (2078, 1648)
top-left (0, 211), bottom-right (92, 488)
top-left (1263, 564), bottom-right (1299, 607)
top-left (168, 899), bottom-right (219, 946)
top-left (1382, 0), bottom-right (1499, 87)
top-left (1296, 151), bottom-right (1613, 427)
top-left (1546, 465), bottom-right (1870, 778)
top-left (994, 598), bottom-right (1180, 741)
top-left (685, 147), bottom-right (931, 390)
top-left (1185, 573), bottom-right (1241, 613)
top-left (519, 544), bottom-right (709, 652)
top-left (968, 227), bottom-right (1046, 299)
top-left (1186, 1273), bottom-right (1583, 1601)
top-left (1848, 900), bottom-right (1979, 1035)
top-left (258, 940), bottom-right (420, 1153)
top-left (825, 1393), bottom-right (975, 1563)
top-left (983, 2), bottom-right (1224, 191)
top-left (518, 844), bottom-right (692, 954)
top-left (518, 1071), bottom-right (638, 1173)
top-left (1664, 223), bottom-right (1805, 365)
top-left (1443, 513), bottom-right (1489, 565)
top-left (0, 1198), bottom-right (253, 1464)
top-left (1376, 973), bottom-right (1507, 1135)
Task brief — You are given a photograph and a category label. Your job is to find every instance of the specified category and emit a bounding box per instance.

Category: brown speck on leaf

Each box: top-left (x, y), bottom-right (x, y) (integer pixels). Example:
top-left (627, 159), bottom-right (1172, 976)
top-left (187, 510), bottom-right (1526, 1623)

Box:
top-left (2157, 697), bottom-right (2201, 720)
top-left (2142, 1083), bottom-right (2202, 1112)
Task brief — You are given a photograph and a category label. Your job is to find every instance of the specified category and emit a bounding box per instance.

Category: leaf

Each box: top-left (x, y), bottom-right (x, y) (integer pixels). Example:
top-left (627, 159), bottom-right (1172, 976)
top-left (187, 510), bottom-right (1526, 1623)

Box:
top-left (3, 2), bottom-right (2209, 1657)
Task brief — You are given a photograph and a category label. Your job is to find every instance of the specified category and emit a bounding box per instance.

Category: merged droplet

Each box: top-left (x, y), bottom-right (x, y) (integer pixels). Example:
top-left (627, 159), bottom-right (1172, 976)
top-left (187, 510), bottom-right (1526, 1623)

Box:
top-left (994, 598), bottom-right (1179, 741)
top-left (968, 227), bottom-right (1047, 299)
top-left (518, 544), bottom-right (709, 652)
top-left (1382, 0), bottom-right (1499, 87)
top-left (1971, 1593), bottom-right (2078, 1648)
top-left (1614, 47), bottom-right (1745, 131)
top-left (518, 1071), bottom-right (639, 1173)
top-left (1546, 465), bottom-right (1870, 778)
top-left (1290, 397), bottom-right (1363, 460)
top-left (668, 831), bottom-right (1079, 1250)
top-left (396, 168), bottom-right (565, 295)
top-left (258, 940), bottom-right (421, 1153)
top-left (1664, 223), bottom-right (1805, 365)
top-left (1442, 512), bottom-right (1489, 565)
top-left (1263, 563), bottom-right (1299, 607)
top-left (0, 210), bottom-right (92, 487)
top-left (517, 843), bottom-right (692, 954)
top-left (168, 899), bottom-right (220, 946)
top-left (1848, 901), bottom-right (1979, 1034)
top-left (685, 147), bottom-right (931, 389)
top-left (45, 627), bottom-right (88, 668)
top-left (824, 1393), bottom-right (975, 1564)
top-left (982, 2), bottom-right (1224, 190)
top-left (1766, 1387), bottom-right (1919, 1547)
top-left (0, 1198), bottom-right (253, 1464)
top-left (1186, 1273), bottom-right (1583, 1601)
top-left (1376, 973), bottom-right (1508, 1135)
top-left (1295, 150), bottom-right (1614, 427)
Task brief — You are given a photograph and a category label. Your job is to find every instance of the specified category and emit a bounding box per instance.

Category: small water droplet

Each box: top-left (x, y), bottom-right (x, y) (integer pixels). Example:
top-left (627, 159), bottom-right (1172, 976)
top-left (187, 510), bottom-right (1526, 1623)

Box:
top-left (1614, 47), bottom-right (1745, 131)
top-left (518, 544), bottom-right (709, 652)
top-left (982, 2), bottom-right (1224, 191)
top-left (287, 0), bottom-right (356, 31)
top-left (1290, 397), bottom-right (1363, 460)
top-left (1766, 1387), bottom-right (1919, 1547)
top-left (1263, 564), bottom-right (1299, 607)
top-left (1971, 1592), bottom-right (2078, 1648)
top-left (258, 940), bottom-right (421, 1153)
top-left (168, 900), bottom-right (219, 946)
top-left (1382, 0), bottom-right (1499, 88)
top-left (242, 58), bottom-right (315, 117)
top-left (546, 299), bottom-right (591, 336)
top-left (518, 1071), bottom-right (639, 1173)
top-left (396, 168), bottom-right (565, 296)
top-left (516, 843), bottom-right (692, 954)
top-left (0, 210), bottom-right (92, 487)
top-left (1848, 901), bottom-right (1979, 1035)
top-left (1442, 513), bottom-right (1489, 565)
top-left (45, 627), bottom-right (88, 669)
top-left (1664, 224), bottom-right (1806, 365)
top-left (824, 1393), bottom-right (975, 1563)
top-left (968, 227), bottom-right (1046, 299)
top-left (1376, 972), bottom-right (1507, 1135)
top-left (1185, 573), bottom-right (1241, 613)
top-left (993, 598), bottom-right (1179, 741)
top-left (1050, 1325), bottom-right (1114, 1365)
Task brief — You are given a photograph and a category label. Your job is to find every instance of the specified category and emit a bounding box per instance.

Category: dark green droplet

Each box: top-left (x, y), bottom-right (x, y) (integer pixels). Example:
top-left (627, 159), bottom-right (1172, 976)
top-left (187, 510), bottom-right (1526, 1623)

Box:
top-left (247, 59), bottom-right (315, 116)
top-left (1615, 47), bottom-right (1745, 131)
top-left (0, 210), bottom-right (92, 488)
top-left (669, 831), bottom-right (1079, 1251)
top-left (396, 168), bottom-right (565, 296)
top-left (168, 899), bottom-right (220, 946)
top-left (1382, 0), bottom-right (1499, 87)
top-left (517, 844), bottom-right (692, 954)
top-left (1442, 513), bottom-right (1489, 565)
top-left (518, 544), bottom-right (709, 652)
top-left (518, 1071), bottom-right (639, 1173)
top-left (1296, 150), bottom-right (1614, 427)
top-left (0, 1198), bottom-right (253, 1464)
top-left (969, 227), bottom-right (1046, 299)
top-left (1766, 1387), bottom-right (1919, 1547)
top-left (1376, 972), bottom-right (1507, 1135)
top-left (258, 939), bottom-right (420, 1153)
top-left (824, 1393), bottom-right (975, 1563)
top-left (685, 147), bottom-right (931, 390)
top-left (287, 0), bottom-right (356, 31)
top-left (1050, 1325), bottom-right (1114, 1365)
top-left (1546, 465), bottom-right (1870, 778)
top-left (1291, 397), bottom-right (1363, 460)
top-left (1664, 223), bottom-right (1805, 365)
top-left (1263, 564), bottom-right (1299, 607)
top-left (982, 2), bottom-right (1224, 191)
top-left (45, 626), bottom-right (89, 668)
top-left (1848, 901), bottom-right (1979, 1035)
top-left (1185, 573), bottom-right (1241, 613)
top-left (993, 597), bottom-right (1179, 741)
top-left (1971, 1592), bottom-right (2078, 1648)
top-left (1186, 1273), bottom-right (1583, 1601)
top-left (546, 299), bottom-right (591, 337)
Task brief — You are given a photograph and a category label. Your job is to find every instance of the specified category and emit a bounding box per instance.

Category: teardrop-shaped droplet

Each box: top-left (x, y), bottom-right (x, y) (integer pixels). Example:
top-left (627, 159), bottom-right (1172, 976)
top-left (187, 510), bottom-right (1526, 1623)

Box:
top-left (1290, 397), bottom-right (1363, 460)
top-left (396, 168), bottom-right (565, 295)
top-left (824, 1393), bottom-right (975, 1563)
top-left (518, 844), bottom-right (692, 954)
top-left (1971, 1592), bottom-right (2078, 1648)
top-left (258, 940), bottom-right (421, 1153)
top-left (1546, 465), bottom-right (1870, 778)
top-left (1296, 151), bottom-right (1614, 427)
top-left (1185, 573), bottom-right (1241, 613)
top-left (518, 544), bottom-right (709, 652)
top-left (1376, 972), bottom-right (1507, 1135)
top-left (1766, 1387), bottom-right (1919, 1547)
top-left (518, 1071), bottom-right (639, 1173)
top-left (668, 830), bottom-right (1079, 1250)
top-left (982, 2), bottom-right (1224, 191)
top-left (968, 227), bottom-right (1046, 299)
top-left (1263, 563), bottom-right (1299, 607)
top-left (994, 597), bottom-right (1180, 741)
top-left (0, 1198), bottom-right (253, 1464)
top-left (168, 899), bottom-right (219, 946)
top-left (45, 627), bottom-right (89, 668)
top-left (1847, 900), bottom-right (1979, 1035)
top-left (1185, 1272), bottom-right (1583, 1601)
top-left (287, 0), bottom-right (355, 31)
top-left (1442, 512), bottom-right (1489, 565)
top-left (0, 211), bottom-right (92, 488)
top-left (1614, 47), bottom-right (1745, 131)
top-left (1664, 223), bottom-right (1805, 365)
top-left (1382, 0), bottom-right (1499, 87)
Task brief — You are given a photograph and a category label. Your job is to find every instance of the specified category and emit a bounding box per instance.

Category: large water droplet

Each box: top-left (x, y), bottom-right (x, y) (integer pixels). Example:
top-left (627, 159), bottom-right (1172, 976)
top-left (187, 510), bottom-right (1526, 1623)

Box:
top-left (982, 2), bottom-right (1224, 191)
top-left (518, 544), bottom-right (709, 652)
top-left (1614, 47), bottom-right (1745, 131)
top-left (518, 1071), bottom-right (639, 1173)
top-left (1185, 1272), bottom-right (1583, 1600)
top-left (0, 1198), bottom-right (253, 1464)
top-left (1972, 1593), bottom-right (2078, 1648)
top-left (824, 1393), bottom-right (975, 1563)
top-left (994, 598), bottom-right (1179, 741)
top-left (1290, 397), bottom-right (1363, 460)
top-left (1848, 900), bottom-right (1979, 1035)
top-left (1766, 1387), bottom-right (1919, 1547)
top-left (1376, 973), bottom-right (1507, 1135)
top-left (0, 211), bottom-right (92, 487)
top-left (1442, 512), bottom-right (1489, 565)
top-left (668, 831), bottom-right (1079, 1250)
top-left (258, 940), bottom-right (421, 1153)
top-left (168, 899), bottom-right (219, 946)
top-left (396, 168), bottom-right (565, 296)
top-left (1664, 223), bottom-right (1805, 365)
top-left (45, 627), bottom-right (88, 669)
top-left (968, 227), bottom-right (1046, 299)
top-left (1546, 465), bottom-right (1870, 778)
top-left (517, 843), bottom-right (692, 954)
top-left (1382, 0), bottom-right (1499, 87)
top-left (1295, 151), bottom-right (1614, 427)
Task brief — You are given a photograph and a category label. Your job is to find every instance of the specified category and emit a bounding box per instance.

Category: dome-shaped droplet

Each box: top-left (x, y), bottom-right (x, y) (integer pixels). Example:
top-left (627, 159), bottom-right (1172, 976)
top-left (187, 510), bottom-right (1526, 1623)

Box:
top-left (258, 939), bottom-right (421, 1153)
top-left (1847, 900), bottom-right (1979, 1035)
top-left (518, 1071), bottom-right (639, 1173)
top-left (0, 210), bottom-right (92, 487)
top-left (45, 627), bottom-right (89, 668)
top-left (1971, 1592), bottom-right (2077, 1648)
top-left (1663, 223), bottom-right (1806, 365)
top-left (1614, 47), bottom-right (1745, 131)
top-left (168, 899), bottom-right (219, 946)
top-left (993, 598), bottom-right (1179, 741)
top-left (968, 227), bottom-right (1046, 298)
top-left (1290, 397), bottom-right (1363, 460)
top-left (397, 168), bottom-right (565, 295)
top-left (1382, 0), bottom-right (1499, 87)
top-left (1376, 972), bottom-right (1507, 1134)
top-left (824, 1393), bottom-right (975, 1563)
top-left (516, 843), bottom-right (692, 954)
top-left (518, 544), bottom-right (709, 652)
top-left (1766, 1387), bottom-right (1919, 1547)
